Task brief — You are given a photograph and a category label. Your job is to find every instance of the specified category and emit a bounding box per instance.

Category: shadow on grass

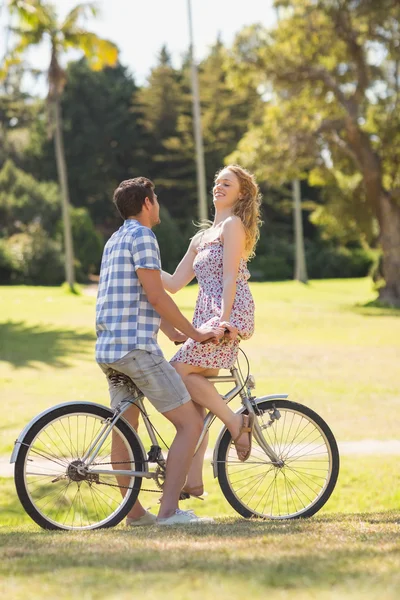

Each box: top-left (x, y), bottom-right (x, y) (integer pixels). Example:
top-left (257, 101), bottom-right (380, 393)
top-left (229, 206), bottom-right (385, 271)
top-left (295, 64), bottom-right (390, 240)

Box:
top-left (1, 515), bottom-right (400, 593)
top-left (352, 299), bottom-right (400, 317)
top-left (0, 320), bottom-right (95, 368)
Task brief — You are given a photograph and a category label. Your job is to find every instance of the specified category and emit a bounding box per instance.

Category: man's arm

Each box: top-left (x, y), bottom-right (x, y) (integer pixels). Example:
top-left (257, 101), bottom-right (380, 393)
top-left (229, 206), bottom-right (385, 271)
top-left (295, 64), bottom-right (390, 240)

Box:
top-left (137, 268), bottom-right (223, 343)
top-left (160, 318), bottom-right (187, 343)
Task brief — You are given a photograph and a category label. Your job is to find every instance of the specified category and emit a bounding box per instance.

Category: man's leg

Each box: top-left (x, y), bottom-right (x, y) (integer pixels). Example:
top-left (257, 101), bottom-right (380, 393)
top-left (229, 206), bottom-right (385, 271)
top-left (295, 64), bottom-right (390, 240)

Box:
top-left (111, 403), bottom-right (148, 520)
top-left (157, 400), bottom-right (203, 519)
top-left (99, 363), bottom-right (149, 521)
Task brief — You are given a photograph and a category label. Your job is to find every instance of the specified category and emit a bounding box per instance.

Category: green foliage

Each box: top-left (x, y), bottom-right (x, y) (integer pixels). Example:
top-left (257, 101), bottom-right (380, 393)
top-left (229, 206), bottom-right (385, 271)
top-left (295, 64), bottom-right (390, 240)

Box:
top-left (154, 206), bottom-right (187, 274)
top-left (0, 159), bottom-right (60, 238)
top-left (5, 222), bottom-right (64, 285)
top-left (0, 238), bottom-right (18, 283)
top-left (306, 242), bottom-right (374, 279)
top-left (227, 0), bottom-right (400, 256)
top-left (64, 206), bottom-right (103, 280)
top-left (251, 233), bottom-right (373, 280)
top-left (26, 60), bottom-right (147, 230)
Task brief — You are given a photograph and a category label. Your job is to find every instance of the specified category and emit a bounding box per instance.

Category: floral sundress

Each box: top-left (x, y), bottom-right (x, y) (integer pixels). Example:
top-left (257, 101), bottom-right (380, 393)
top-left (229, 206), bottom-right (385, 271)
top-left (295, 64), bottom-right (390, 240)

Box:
top-left (170, 239), bottom-right (255, 369)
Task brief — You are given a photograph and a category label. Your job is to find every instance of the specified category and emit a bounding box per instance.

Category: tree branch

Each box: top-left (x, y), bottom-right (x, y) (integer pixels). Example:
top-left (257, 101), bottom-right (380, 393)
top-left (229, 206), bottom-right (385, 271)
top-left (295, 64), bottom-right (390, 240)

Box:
top-left (331, 7), bottom-right (369, 104)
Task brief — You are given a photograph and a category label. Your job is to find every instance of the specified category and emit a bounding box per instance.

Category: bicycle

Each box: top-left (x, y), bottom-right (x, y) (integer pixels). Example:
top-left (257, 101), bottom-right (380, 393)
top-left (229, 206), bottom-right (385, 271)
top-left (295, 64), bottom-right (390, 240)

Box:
top-left (10, 347), bottom-right (339, 530)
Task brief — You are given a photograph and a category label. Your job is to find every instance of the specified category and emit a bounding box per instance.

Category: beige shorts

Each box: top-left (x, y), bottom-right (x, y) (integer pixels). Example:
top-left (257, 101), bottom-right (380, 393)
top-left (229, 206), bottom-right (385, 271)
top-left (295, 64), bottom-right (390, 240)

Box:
top-left (98, 349), bottom-right (191, 413)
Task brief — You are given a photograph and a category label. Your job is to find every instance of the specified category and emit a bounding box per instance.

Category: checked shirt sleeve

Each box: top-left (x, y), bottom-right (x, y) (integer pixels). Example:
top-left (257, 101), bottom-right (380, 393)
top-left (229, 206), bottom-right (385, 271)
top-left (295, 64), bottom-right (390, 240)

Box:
top-left (131, 228), bottom-right (161, 272)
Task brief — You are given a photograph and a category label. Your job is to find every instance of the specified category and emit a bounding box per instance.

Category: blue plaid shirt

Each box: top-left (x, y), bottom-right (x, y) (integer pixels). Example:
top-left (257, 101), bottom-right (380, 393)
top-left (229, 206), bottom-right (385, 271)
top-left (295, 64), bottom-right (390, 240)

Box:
top-left (95, 219), bottom-right (163, 363)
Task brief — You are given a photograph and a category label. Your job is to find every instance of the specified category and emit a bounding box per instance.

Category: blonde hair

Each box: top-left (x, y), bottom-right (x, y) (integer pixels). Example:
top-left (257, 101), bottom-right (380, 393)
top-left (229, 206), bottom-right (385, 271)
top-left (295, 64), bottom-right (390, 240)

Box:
top-left (216, 164), bottom-right (263, 260)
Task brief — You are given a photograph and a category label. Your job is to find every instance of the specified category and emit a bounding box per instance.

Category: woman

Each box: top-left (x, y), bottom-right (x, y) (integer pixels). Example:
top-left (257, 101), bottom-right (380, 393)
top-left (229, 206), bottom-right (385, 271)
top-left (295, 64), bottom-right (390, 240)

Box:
top-left (162, 164), bottom-right (262, 499)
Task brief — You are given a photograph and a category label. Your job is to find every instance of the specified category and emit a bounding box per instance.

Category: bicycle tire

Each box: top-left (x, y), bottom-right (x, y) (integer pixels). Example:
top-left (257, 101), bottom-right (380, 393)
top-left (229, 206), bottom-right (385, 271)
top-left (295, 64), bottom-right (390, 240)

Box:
top-left (216, 399), bottom-right (339, 519)
top-left (14, 403), bottom-right (145, 530)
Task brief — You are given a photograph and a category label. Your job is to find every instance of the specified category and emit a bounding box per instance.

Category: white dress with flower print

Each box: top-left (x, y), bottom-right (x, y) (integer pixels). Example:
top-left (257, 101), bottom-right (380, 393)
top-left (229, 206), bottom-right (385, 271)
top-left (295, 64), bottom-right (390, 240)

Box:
top-left (171, 239), bottom-right (255, 369)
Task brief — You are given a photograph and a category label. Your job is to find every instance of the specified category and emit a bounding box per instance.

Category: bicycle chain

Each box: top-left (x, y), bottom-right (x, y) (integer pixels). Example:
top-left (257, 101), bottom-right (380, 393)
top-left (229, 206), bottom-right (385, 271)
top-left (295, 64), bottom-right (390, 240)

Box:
top-left (90, 460), bottom-right (164, 493)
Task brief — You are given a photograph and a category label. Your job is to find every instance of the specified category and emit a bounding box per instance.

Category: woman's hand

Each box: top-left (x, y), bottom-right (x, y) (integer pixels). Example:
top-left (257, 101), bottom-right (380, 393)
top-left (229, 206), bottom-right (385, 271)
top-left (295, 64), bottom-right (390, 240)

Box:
top-left (219, 321), bottom-right (239, 342)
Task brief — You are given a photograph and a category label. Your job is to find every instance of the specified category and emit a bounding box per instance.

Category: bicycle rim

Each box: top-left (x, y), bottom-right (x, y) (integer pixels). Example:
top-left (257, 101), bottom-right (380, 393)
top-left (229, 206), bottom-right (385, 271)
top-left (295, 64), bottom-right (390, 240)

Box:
top-left (17, 410), bottom-right (140, 530)
top-left (218, 400), bottom-right (339, 519)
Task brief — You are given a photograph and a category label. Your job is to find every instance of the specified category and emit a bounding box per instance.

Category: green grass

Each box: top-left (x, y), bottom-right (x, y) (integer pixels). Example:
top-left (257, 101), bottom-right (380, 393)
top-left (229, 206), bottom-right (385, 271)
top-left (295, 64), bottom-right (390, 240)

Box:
top-left (1, 280), bottom-right (400, 598)
top-left (1, 456), bottom-right (400, 599)
top-left (1, 279), bottom-right (399, 456)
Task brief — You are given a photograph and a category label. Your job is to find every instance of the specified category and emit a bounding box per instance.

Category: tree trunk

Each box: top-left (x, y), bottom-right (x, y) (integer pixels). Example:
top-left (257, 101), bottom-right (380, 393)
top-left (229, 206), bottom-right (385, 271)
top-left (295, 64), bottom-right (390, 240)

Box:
top-left (293, 179), bottom-right (308, 283)
top-left (378, 193), bottom-right (400, 307)
top-left (52, 98), bottom-right (75, 290)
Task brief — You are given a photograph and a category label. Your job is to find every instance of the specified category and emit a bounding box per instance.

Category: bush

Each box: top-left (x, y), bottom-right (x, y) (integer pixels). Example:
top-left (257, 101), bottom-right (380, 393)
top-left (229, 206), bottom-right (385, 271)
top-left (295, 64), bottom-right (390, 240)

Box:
top-left (306, 242), bottom-right (374, 279)
top-left (0, 238), bottom-right (19, 283)
top-left (0, 159), bottom-right (61, 238)
top-left (57, 207), bottom-right (103, 281)
top-left (154, 206), bottom-right (187, 274)
top-left (6, 222), bottom-right (65, 285)
top-left (249, 235), bottom-right (293, 281)
top-left (249, 234), bottom-right (373, 281)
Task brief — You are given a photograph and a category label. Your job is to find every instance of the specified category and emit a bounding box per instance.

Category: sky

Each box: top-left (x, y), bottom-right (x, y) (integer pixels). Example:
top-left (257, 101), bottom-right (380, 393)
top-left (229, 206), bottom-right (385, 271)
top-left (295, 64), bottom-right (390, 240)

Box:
top-left (1, 0), bottom-right (276, 92)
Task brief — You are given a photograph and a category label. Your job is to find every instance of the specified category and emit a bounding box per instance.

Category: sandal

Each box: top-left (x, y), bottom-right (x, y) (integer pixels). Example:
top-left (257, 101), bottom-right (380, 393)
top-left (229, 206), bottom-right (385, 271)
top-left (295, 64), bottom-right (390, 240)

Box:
top-left (233, 413), bottom-right (254, 462)
top-left (180, 485), bottom-right (207, 501)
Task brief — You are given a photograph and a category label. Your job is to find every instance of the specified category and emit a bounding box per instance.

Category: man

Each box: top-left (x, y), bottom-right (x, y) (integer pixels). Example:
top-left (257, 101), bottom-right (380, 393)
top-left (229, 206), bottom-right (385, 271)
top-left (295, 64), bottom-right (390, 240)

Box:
top-left (96, 177), bottom-right (222, 526)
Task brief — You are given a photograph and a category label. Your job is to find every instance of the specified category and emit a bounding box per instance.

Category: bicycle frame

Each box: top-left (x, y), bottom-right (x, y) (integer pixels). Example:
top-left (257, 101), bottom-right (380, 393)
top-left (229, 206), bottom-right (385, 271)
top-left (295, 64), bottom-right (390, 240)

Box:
top-left (80, 363), bottom-right (287, 481)
top-left (10, 357), bottom-right (288, 481)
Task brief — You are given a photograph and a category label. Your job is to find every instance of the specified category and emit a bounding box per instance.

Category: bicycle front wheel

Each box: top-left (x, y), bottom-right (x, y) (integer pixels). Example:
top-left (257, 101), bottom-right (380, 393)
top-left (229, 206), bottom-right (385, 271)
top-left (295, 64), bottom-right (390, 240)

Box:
top-left (14, 403), bottom-right (145, 530)
top-left (217, 399), bottom-right (339, 519)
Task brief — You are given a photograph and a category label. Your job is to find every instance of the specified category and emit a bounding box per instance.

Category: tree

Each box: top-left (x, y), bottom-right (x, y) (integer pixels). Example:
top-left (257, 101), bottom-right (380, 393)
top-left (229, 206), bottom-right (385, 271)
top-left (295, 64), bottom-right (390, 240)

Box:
top-left (3, 0), bottom-right (118, 290)
top-left (228, 0), bottom-right (400, 305)
top-left (25, 58), bottom-right (149, 235)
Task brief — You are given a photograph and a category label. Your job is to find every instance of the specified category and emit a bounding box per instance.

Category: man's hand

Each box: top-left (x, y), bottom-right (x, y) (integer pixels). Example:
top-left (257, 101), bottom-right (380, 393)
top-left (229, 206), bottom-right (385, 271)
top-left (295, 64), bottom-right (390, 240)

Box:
top-left (219, 321), bottom-right (239, 342)
top-left (170, 330), bottom-right (188, 344)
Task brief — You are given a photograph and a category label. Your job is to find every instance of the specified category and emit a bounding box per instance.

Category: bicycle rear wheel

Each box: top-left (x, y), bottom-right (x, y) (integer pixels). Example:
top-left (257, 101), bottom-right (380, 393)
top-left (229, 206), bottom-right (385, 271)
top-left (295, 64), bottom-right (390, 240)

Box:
top-left (14, 403), bottom-right (145, 530)
top-left (217, 399), bottom-right (339, 519)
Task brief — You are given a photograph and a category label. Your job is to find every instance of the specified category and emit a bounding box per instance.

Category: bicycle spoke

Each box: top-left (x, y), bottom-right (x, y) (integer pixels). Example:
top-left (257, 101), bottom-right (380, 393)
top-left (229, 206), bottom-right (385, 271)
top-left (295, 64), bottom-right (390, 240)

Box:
top-left (222, 404), bottom-right (335, 519)
top-left (22, 410), bottom-right (139, 529)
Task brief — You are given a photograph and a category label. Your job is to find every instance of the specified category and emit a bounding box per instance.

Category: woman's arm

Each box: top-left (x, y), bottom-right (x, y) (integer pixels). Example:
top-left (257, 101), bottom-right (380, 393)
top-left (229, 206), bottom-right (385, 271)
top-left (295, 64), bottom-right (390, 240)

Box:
top-left (161, 234), bottom-right (200, 293)
top-left (220, 217), bottom-right (246, 323)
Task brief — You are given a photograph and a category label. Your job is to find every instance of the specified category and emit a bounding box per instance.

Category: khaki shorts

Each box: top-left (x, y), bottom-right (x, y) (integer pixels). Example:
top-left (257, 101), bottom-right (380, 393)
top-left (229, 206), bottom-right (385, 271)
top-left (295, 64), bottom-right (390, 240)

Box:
top-left (98, 349), bottom-right (191, 413)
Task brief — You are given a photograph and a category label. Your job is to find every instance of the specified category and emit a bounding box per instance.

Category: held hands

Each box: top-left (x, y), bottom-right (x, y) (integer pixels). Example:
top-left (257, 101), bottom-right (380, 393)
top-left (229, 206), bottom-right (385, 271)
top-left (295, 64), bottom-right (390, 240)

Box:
top-left (219, 321), bottom-right (239, 342)
top-left (195, 325), bottom-right (225, 345)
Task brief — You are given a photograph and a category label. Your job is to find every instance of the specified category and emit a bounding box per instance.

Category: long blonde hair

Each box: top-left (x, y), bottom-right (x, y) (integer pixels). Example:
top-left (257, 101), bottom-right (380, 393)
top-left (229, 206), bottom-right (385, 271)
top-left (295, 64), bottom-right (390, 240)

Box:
top-left (216, 164), bottom-right (262, 260)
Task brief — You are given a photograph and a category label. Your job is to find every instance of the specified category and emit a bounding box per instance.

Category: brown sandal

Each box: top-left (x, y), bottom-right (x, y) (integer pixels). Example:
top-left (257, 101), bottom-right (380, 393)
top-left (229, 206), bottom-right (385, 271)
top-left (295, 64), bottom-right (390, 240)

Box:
top-left (180, 485), bottom-right (206, 501)
top-left (233, 413), bottom-right (254, 462)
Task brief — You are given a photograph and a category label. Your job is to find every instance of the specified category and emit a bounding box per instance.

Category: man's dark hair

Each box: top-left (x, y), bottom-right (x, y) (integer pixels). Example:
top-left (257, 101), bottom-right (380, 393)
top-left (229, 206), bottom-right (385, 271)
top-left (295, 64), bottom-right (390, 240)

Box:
top-left (113, 177), bottom-right (155, 219)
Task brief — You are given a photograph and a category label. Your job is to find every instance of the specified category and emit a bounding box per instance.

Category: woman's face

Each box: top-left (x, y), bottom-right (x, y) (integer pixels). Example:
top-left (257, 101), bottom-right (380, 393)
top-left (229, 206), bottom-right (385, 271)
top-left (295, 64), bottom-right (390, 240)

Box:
top-left (213, 169), bottom-right (241, 209)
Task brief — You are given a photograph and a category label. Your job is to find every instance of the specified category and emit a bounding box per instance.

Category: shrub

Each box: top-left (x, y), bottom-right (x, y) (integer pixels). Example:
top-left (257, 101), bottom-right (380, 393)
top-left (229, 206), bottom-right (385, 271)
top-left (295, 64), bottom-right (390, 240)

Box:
top-left (6, 222), bottom-right (65, 285)
top-left (0, 159), bottom-right (61, 238)
top-left (154, 206), bottom-right (187, 274)
top-left (0, 238), bottom-right (19, 283)
top-left (56, 207), bottom-right (104, 281)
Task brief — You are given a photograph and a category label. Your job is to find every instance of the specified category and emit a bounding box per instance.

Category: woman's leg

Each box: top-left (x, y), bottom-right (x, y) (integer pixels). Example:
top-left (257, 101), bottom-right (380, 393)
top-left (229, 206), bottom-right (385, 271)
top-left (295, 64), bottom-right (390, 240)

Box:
top-left (181, 367), bottom-right (218, 495)
top-left (172, 362), bottom-right (252, 462)
top-left (182, 403), bottom-right (208, 495)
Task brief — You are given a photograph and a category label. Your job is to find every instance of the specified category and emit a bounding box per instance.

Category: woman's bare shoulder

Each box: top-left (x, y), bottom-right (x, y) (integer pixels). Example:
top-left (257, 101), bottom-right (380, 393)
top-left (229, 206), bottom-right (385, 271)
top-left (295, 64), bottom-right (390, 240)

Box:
top-left (221, 216), bottom-right (246, 236)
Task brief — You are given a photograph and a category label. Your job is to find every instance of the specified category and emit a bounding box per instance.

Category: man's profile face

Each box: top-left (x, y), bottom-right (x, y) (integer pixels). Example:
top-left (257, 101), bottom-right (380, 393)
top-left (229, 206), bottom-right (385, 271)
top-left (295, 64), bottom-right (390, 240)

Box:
top-left (150, 193), bottom-right (161, 227)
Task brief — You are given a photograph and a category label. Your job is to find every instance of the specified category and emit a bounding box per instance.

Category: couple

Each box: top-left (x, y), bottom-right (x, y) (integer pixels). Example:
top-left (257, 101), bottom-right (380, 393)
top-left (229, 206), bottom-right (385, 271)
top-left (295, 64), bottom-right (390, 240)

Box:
top-left (95, 164), bottom-right (262, 526)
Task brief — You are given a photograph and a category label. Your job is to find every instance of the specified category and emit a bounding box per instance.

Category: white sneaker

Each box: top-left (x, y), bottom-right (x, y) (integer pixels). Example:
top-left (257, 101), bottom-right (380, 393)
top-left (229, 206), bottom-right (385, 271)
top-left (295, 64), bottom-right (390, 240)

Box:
top-left (157, 509), bottom-right (214, 526)
top-left (126, 510), bottom-right (157, 527)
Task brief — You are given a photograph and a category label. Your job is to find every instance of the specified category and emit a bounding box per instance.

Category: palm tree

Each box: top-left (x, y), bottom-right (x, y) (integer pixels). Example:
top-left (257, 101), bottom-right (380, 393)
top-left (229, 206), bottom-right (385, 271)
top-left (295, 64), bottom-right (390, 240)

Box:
top-left (3, 0), bottom-right (118, 290)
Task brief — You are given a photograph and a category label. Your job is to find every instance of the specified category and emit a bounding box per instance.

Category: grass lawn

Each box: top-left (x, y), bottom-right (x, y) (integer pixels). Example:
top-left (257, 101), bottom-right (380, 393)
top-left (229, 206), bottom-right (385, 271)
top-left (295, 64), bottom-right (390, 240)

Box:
top-left (0, 279), bottom-right (399, 599)
top-left (1, 279), bottom-right (399, 455)
top-left (1, 456), bottom-right (400, 600)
